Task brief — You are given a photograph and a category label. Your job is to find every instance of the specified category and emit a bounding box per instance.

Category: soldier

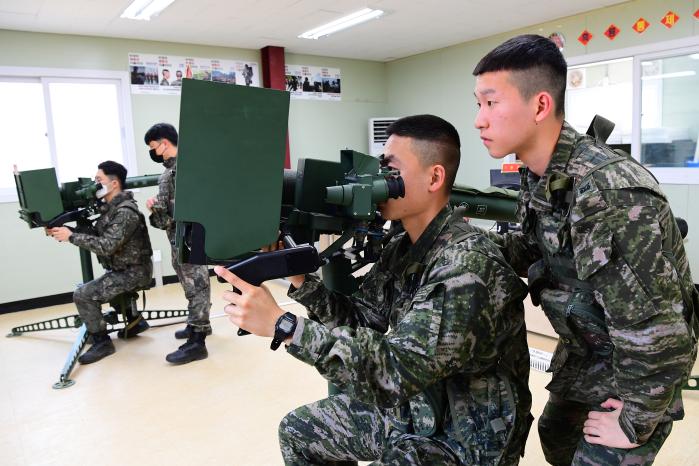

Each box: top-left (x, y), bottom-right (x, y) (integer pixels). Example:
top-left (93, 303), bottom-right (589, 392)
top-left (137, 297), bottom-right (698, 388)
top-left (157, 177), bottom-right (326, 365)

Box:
top-left (144, 123), bottom-right (212, 364)
top-left (48, 161), bottom-right (153, 364)
top-left (215, 114), bottom-right (533, 465)
top-left (472, 35), bottom-right (698, 465)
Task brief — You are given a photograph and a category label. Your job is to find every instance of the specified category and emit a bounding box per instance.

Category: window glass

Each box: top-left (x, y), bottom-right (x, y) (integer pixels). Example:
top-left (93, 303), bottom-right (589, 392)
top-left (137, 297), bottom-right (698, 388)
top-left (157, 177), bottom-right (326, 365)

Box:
top-left (640, 53), bottom-right (699, 168)
top-left (48, 81), bottom-right (126, 182)
top-left (566, 58), bottom-right (633, 146)
top-left (0, 80), bottom-right (52, 191)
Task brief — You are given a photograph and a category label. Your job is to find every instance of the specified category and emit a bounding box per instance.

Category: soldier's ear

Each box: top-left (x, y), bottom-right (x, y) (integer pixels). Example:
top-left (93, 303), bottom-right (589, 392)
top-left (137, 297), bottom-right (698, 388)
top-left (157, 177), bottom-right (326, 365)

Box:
top-left (533, 91), bottom-right (555, 124)
top-left (427, 164), bottom-right (446, 193)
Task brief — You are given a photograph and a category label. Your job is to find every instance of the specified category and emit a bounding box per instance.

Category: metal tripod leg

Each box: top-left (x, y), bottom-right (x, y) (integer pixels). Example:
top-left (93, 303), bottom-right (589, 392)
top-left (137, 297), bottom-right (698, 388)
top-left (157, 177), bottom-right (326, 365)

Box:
top-left (6, 314), bottom-right (82, 337)
top-left (52, 324), bottom-right (89, 390)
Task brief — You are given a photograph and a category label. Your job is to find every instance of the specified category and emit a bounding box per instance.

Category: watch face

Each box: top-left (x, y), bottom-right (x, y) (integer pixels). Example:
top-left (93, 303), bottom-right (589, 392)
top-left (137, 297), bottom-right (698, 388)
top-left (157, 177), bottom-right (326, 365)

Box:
top-left (279, 317), bottom-right (294, 332)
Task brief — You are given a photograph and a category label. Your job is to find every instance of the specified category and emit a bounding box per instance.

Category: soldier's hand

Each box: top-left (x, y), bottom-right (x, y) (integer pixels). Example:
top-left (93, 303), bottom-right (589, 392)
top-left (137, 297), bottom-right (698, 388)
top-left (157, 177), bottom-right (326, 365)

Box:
top-left (146, 196), bottom-right (157, 211)
top-left (261, 239), bottom-right (306, 289)
top-left (214, 266), bottom-right (285, 338)
top-left (49, 227), bottom-right (72, 242)
top-left (583, 398), bottom-right (640, 449)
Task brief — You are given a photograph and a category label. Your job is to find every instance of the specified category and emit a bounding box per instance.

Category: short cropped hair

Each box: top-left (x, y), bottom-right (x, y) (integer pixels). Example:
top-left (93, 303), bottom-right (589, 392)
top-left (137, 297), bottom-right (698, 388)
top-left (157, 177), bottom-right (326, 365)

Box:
top-left (98, 160), bottom-right (127, 189)
top-left (144, 122), bottom-right (178, 146)
top-left (386, 114), bottom-right (461, 191)
top-left (472, 34), bottom-right (567, 118)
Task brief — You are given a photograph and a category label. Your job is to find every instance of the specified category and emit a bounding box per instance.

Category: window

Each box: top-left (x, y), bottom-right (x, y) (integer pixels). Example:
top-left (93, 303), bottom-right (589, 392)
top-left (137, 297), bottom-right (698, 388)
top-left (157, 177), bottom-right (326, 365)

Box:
top-left (639, 53), bottom-right (699, 170)
top-left (566, 58), bottom-right (633, 145)
top-left (0, 68), bottom-right (137, 201)
top-left (566, 36), bottom-right (699, 184)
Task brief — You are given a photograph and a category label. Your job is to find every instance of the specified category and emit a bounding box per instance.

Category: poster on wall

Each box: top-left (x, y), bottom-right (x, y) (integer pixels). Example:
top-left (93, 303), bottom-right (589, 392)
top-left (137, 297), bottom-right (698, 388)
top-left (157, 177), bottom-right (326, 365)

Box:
top-left (285, 64), bottom-right (341, 101)
top-left (128, 53), bottom-right (260, 95)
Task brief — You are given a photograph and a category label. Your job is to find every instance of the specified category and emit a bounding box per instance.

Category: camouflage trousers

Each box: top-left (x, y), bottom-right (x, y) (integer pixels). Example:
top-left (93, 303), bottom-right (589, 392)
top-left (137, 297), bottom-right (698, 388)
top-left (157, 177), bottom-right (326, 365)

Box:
top-left (538, 392), bottom-right (673, 466)
top-left (73, 263), bottom-right (152, 334)
top-left (279, 394), bottom-right (463, 466)
top-left (170, 242), bottom-right (211, 333)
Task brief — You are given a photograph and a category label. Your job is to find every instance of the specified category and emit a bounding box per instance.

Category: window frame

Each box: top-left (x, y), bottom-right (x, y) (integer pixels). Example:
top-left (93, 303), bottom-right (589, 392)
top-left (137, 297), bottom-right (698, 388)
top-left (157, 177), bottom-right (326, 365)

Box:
top-left (0, 66), bottom-right (137, 202)
top-left (567, 35), bottom-right (699, 185)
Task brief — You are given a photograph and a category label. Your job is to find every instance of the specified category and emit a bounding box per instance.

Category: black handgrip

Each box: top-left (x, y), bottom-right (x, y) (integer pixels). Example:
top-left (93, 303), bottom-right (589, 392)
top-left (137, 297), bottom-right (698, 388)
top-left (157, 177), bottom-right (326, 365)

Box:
top-left (219, 245), bottom-right (322, 336)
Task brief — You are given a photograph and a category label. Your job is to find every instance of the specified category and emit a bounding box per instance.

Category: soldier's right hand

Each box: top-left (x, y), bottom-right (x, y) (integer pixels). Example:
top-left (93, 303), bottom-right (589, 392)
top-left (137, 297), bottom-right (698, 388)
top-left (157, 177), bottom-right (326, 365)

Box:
top-left (146, 196), bottom-right (157, 211)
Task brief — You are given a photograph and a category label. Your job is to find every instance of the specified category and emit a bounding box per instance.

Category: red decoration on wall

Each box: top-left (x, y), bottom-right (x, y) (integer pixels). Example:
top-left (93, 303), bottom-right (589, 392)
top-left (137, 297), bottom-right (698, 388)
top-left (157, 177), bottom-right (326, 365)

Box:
top-left (661, 11), bottom-right (679, 28)
top-left (694, 9), bottom-right (699, 20)
top-left (604, 24), bottom-right (620, 40)
top-left (578, 30), bottom-right (593, 45)
top-left (632, 18), bottom-right (650, 33)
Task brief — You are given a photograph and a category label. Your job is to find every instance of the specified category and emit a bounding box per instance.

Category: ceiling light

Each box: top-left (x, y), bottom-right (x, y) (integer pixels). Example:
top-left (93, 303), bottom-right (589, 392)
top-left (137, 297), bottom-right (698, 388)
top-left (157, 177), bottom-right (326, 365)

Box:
top-left (690, 54), bottom-right (699, 60)
top-left (121, 0), bottom-right (176, 21)
top-left (298, 8), bottom-right (384, 40)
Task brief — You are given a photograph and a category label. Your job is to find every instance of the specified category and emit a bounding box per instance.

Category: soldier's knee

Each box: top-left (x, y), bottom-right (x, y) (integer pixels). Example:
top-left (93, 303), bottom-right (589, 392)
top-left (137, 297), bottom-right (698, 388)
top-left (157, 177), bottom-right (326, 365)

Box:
top-left (73, 286), bottom-right (87, 304)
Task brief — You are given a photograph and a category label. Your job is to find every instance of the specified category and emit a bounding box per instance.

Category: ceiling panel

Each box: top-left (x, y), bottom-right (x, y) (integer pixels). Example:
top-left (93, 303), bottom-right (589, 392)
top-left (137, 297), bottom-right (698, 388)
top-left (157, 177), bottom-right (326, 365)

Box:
top-left (0, 0), bottom-right (628, 61)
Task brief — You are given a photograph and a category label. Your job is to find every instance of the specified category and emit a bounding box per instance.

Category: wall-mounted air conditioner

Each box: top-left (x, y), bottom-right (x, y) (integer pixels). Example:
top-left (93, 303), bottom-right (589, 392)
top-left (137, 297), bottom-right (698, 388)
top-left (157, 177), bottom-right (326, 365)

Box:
top-left (368, 117), bottom-right (398, 156)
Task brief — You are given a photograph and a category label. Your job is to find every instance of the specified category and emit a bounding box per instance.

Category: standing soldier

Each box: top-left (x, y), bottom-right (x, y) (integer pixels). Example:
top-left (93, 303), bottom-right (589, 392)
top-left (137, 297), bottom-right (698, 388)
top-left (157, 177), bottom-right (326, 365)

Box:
top-left (145, 123), bottom-right (212, 364)
top-left (48, 161), bottom-right (152, 364)
top-left (472, 34), bottom-right (698, 465)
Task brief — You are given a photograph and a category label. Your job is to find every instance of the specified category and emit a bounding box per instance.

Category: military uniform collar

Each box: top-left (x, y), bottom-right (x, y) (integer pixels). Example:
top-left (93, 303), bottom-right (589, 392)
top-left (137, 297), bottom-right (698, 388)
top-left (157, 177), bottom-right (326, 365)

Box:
top-left (108, 190), bottom-right (133, 206)
top-left (163, 156), bottom-right (176, 169)
top-left (528, 121), bottom-right (580, 208)
top-left (100, 190), bottom-right (132, 213)
top-left (395, 205), bottom-right (452, 274)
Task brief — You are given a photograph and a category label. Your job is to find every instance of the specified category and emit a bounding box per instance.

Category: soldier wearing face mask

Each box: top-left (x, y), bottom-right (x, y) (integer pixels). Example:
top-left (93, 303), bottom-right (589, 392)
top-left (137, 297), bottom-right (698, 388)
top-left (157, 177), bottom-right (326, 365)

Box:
top-left (145, 123), bottom-right (212, 365)
top-left (48, 161), bottom-right (153, 364)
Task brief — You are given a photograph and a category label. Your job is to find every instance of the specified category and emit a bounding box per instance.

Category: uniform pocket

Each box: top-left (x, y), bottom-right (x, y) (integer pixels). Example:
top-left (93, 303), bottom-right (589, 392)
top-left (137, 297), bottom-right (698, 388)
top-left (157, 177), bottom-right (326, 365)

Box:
top-left (539, 289), bottom-right (588, 357)
top-left (389, 283), bottom-right (444, 357)
top-left (571, 220), bottom-right (613, 280)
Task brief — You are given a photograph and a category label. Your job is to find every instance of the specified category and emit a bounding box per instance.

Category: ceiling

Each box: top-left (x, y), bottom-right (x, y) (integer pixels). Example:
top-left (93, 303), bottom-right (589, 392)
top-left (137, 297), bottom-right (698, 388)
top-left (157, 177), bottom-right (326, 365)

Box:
top-left (0, 0), bottom-right (627, 61)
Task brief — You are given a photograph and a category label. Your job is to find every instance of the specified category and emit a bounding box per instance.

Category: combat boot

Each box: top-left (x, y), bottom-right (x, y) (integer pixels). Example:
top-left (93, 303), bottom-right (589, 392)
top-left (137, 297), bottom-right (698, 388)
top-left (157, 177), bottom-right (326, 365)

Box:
top-left (117, 314), bottom-right (150, 339)
top-left (78, 332), bottom-right (116, 364)
top-left (166, 331), bottom-right (208, 364)
top-left (174, 324), bottom-right (212, 339)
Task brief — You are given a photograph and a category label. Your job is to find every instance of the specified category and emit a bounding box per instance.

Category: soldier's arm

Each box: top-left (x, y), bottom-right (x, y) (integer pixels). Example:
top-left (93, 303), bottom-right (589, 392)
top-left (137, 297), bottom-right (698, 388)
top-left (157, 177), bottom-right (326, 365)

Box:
top-left (286, 246), bottom-right (506, 408)
top-left (288, 262), bottom-right (390, 333)
top-left (70, 208), bottom-right (140, 257)
top-left (480, 228), bottom-right (541, 277)
top-left (149, 173), bottom-right (172, 230)
top-left (580, 200), bottom-right (694, 445)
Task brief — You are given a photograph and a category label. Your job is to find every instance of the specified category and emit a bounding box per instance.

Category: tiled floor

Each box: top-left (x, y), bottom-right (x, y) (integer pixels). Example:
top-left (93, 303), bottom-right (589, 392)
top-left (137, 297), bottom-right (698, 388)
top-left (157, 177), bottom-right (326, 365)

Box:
top-left (1, 280), bottom-right (698, 465)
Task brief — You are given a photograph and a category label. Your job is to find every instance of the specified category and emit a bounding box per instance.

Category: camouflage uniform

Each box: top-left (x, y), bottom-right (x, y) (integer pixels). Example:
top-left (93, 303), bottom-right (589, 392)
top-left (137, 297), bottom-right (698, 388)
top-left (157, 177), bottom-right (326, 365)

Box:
top-left (150, 157), bottom-right (212, 333)
top-left (69, 191), bottom-right (153, 333)
top-left (280, 206), bottom-right (533, 465)
top-left (486, 121), bottom-right (698, 465)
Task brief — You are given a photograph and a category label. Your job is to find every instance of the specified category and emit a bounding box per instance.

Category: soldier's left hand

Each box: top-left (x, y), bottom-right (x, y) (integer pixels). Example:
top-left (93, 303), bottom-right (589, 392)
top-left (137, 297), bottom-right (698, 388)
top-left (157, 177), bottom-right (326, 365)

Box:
top-left (583, 398), bottom-right (640, 449)
top-left (49, 227), bottom-right (72, 242)
top-left (214, 266), bottom-right (285, 338)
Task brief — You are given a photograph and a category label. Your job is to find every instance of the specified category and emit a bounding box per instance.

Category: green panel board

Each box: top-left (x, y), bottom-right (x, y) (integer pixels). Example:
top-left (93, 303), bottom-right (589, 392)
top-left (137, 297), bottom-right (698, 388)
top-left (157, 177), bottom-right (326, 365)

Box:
top-left (175, 79), bottom-right (290, 261)
top-left (14, 168), bottom-right (63, 226)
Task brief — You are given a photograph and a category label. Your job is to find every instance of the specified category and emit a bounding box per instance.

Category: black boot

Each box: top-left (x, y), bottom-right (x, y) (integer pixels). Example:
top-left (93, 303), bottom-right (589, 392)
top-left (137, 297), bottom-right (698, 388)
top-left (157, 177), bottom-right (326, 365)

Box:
top-left (175, 324), bottom-right (212, 340)
top-left (78, 332), bottom-right (116, 364)
top-left (117, 314), bottom-right (150, 339)
top-left (166, 331), bottom-right (208, 364)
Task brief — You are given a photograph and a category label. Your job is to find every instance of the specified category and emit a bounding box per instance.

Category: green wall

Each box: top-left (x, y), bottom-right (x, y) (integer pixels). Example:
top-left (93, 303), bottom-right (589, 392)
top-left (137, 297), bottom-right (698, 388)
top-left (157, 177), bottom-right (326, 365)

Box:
top-left (2, 0), bottom-right (699, 304)
top-left (0, 29), bottom-right (387, 303)
top-left (384, 0), bottom-right (699, 274)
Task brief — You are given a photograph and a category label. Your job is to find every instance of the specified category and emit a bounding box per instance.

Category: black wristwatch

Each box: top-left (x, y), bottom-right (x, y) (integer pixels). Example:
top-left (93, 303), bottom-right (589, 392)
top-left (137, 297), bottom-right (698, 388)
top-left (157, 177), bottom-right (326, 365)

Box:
top-left (271, 312), bottom-right (297, 351)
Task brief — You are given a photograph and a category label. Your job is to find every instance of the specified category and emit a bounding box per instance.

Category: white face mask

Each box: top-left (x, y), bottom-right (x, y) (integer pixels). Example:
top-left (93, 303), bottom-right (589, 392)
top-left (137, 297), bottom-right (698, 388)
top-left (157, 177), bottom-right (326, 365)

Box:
top-left (96, 183), bottom-right (111, 199)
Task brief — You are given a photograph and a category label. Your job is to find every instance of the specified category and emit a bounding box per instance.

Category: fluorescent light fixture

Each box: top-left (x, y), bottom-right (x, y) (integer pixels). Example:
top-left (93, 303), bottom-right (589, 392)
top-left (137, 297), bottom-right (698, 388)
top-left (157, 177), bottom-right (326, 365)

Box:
top-left (690, 54), bottom-right (699, 60)
top-left (641, 71), bottom-right (696, 81)
top-left (121, 0), bottom-right (176, 21)
top-left (298, 8), bottom-right (384, 40)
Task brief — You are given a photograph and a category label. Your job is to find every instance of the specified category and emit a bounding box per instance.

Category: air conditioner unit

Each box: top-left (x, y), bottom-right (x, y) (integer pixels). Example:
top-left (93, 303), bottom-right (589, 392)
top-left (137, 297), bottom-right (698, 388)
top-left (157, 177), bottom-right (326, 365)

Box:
top-left (368, 117), bottom-right (398, 156)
